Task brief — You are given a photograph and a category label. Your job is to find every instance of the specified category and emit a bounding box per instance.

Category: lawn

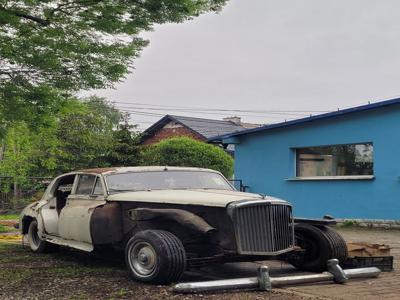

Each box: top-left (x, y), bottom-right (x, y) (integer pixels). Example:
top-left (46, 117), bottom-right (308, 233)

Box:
top-left (0, 224), bottom-right (15, 233)
top-left (0, 214), bottom-right (19, 220)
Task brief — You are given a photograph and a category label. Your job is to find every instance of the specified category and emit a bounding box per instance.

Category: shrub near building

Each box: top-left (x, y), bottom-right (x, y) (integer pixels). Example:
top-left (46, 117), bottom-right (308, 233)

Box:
top-left (140, 137), bottom-right (234, 178)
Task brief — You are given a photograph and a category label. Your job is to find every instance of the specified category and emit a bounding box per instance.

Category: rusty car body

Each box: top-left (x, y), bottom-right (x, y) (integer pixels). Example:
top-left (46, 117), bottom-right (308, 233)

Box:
top-left (20, 166), bottom-right (348, 283)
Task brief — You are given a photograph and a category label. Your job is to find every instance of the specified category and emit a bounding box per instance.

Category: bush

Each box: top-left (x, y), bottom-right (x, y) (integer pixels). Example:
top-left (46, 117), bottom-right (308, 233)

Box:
top-left (140, 137), bottom-right (234, 178)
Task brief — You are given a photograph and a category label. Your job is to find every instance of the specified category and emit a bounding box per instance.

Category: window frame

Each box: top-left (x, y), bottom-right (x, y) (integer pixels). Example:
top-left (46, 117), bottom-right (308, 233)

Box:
top-left (71, 174), bottom-right (106, 199)
top-left (290, 142), bottom-right (375, 181)
top-left (91, 176), bottom-right (106, 196)
top-left (74, 174), bottom-right (97, 195)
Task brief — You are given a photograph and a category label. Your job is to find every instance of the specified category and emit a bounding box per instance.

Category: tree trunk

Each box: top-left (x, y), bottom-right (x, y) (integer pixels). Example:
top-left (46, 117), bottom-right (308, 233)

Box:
top-left (13, 181), bottom-right (19, 199)
top-left (0, 142), bottom-right (4, 161)
top-left (12, 141), bottom-right (20, 200)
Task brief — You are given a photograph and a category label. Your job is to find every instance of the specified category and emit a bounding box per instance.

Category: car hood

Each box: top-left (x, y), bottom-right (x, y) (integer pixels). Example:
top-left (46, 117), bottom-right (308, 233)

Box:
top-left (106, 189), bottom-right (287, 207)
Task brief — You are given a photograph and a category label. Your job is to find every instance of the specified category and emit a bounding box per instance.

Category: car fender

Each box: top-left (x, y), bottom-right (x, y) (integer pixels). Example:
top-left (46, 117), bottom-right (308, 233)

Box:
top-left (129, 208), bottom-right (216, 235)
top-left (20, 202), bottom-right (41, 234)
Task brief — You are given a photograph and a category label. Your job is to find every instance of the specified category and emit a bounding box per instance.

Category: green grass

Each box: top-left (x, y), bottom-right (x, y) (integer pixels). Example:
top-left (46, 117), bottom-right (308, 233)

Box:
top-left (0, 267), bottom-right (33, 283)
top-left (0, 224), bottom-right (15, 233)
top-left (0, 242), bottom-right (33, 284)
top-left (109, 288), bottom-right (128, 299)
top-left (0, 214), bottom-right (19, 220)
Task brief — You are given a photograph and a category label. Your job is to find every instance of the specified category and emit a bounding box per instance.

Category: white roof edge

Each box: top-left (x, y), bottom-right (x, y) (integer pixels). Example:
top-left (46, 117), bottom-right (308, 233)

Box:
top-left (103, 166), bottom-right (222, 175)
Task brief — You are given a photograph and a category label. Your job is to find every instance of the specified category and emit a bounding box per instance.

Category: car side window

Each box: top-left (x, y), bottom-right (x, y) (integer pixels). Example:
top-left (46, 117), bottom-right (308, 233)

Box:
top-left (92, 177), bottom-right (104, 195)
top-left (76, 174), bottom-right (96, 195)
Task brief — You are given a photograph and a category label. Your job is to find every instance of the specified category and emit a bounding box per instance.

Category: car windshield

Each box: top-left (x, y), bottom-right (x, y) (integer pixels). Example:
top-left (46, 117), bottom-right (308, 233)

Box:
top-left (106, 171), bottom-right (233, 193)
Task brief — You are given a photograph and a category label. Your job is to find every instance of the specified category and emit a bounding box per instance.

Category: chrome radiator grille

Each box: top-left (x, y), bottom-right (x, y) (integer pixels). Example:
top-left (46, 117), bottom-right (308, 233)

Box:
top-left (228, 201), bottom-right (294, 255)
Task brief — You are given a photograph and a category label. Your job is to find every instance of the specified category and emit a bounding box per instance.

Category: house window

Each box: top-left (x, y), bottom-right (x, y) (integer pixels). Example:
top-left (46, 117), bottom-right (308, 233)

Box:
top-left (296, 143), bottom-right (373, 177)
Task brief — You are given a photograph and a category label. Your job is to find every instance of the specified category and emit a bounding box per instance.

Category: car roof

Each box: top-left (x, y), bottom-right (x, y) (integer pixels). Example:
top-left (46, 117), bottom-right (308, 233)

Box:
top-left (75, 166), bottom-right (220, 176)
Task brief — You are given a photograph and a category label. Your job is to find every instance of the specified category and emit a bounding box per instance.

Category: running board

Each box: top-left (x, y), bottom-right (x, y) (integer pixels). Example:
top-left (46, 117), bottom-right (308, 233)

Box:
top-left (43, 235), bottom-right (93, 252)
top-left (173, 259), bottom-right (381, 293)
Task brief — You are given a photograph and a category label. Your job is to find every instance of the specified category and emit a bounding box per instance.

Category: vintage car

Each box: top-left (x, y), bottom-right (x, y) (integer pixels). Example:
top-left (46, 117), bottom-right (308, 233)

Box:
top-left (20, 166), bottom-right (348, 283)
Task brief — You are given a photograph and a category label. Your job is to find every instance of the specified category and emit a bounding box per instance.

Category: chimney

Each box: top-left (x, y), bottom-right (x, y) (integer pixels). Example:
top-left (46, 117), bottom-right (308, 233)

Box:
top-left (223, 116), bottom-right (241, 125)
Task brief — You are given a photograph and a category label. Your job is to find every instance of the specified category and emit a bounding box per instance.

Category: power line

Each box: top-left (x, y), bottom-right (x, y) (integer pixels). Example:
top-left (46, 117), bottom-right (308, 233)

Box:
top-left (112, 100), bottom-right (331, 114)
top-left (113, 102), bottom-right (331, 129)
top-left (120, 108), bottom-right (306, 127)
top-left (116, 105), bottom-right (310, 117)
top-left (118, 109), bottom-right (304, 130)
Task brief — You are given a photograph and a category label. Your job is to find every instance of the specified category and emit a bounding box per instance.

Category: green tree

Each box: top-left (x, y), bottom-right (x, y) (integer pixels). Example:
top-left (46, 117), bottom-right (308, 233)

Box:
top-left (140, 137), bottom-right (234, 178)
top-left (0, 0), bottom-right (227, 91)
top-left (0, 122), bottom-right (34, 198)
top-left (108, 113), bottom-right (141, 166)
top-left (0, 82), bottom-right (68, 137)
top-left (55, 96), bottom-right (121, 172)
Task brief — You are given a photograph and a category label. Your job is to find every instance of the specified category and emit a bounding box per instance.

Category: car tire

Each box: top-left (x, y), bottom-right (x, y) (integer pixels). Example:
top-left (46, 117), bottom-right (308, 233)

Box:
top-left (125, 230), bottom-right (187, 284)
top-left (319, 225), bottom-right (348, 265)
top-left (289, 224), bottom-right (347, 272)
top-left (27, 219), bottom-right (58, 253)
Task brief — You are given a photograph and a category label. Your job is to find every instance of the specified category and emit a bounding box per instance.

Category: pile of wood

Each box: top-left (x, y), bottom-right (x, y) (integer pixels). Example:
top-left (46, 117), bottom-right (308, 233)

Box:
top-left (347, 242), bottom-right (391, 257)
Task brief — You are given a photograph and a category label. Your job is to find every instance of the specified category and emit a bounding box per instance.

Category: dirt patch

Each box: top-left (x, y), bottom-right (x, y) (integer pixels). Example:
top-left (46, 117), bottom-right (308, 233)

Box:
top-left (0, 242), bottom-right (312, 300)
top-left (2, 227), bottom-right (396, 299)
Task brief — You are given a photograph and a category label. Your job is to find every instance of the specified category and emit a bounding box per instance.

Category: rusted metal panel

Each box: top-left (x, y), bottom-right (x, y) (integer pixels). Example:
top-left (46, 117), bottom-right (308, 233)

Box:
top-left (129, 208), bottom-right (216, 235)
top-left (90, 202), bottom-right (123, 244)
top-left (58, 199), bottom-right (104, 244)
top-left (119, 201), bottom-right (238, 254)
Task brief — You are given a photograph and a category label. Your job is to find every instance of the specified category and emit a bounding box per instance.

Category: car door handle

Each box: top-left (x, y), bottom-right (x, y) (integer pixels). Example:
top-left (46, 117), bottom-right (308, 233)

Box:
top-left (49, 206), bottom-right (56, 209)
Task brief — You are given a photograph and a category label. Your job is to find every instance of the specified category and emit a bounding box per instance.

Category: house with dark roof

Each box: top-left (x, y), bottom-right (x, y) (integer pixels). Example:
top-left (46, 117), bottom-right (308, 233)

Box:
top-left (210, 98), bottom-right (400, 221)
top-left (140, 115), bottom-right (258, 146)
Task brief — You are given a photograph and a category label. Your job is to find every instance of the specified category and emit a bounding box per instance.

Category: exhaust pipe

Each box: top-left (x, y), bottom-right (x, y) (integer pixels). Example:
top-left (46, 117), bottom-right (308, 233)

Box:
top-left (173, 259), bottom-right (381, 293)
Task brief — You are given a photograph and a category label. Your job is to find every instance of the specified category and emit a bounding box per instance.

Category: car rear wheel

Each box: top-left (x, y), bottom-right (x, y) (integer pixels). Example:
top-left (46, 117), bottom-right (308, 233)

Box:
top-left (289, 224), bottom-right (348, 272)
top-left (27, 220), bottom-right (58, 253)
top-left (125, 230), bottom-right (186, 284)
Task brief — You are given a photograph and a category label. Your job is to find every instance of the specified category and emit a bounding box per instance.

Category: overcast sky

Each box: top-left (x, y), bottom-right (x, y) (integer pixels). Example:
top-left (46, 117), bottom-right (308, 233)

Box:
top-left (90, 0), bottom-right (400, 129)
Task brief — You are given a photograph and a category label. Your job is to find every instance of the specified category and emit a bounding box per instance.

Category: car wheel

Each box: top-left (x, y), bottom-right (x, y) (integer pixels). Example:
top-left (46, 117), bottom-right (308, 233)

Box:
top-left (27, 220), bottom-right (58, 253)
top-left (320, 225), bottom-right (348, 265)
top-left (289, 224), bottom-right (348, 272)
top-left (125, 230), bottom-right (187, 284)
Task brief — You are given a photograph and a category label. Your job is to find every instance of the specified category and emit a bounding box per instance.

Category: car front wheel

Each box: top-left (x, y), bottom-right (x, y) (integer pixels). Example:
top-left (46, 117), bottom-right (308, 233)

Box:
top-left (125, 230), bottom-right (187, 284)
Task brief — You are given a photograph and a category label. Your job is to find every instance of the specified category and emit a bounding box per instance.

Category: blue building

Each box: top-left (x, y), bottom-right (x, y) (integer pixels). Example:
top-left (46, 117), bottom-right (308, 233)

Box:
top-left (211, 98), bottom-right (400, 220)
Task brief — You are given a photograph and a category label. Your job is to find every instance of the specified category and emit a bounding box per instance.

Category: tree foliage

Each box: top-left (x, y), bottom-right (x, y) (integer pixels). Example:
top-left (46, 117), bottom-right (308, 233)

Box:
top-left (0, 122), bottom-right (34, 193)
top-left (0, 96), bottom-right (141, 180)
top-left (0, 82), bottom-right (67, 137)
top-left (0, 0), bottom-right (227, 91)
top-left (0, 0), bottom-right (227, 134)
top-left (140, 137), bottom-right (234, 178)
top-left (108, 113), bottom-right (141, 167)
top-left (54, 97), bottom-right (119, 172)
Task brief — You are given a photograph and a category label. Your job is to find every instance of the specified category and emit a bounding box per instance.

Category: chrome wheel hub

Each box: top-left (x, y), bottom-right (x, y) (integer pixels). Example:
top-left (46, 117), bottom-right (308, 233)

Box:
top-left (129, 242), bottom-right (157, 277)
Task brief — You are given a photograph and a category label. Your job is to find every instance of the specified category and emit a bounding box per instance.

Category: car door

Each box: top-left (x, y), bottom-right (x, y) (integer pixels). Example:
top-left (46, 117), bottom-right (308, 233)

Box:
top-left (40, 174), bottom-right (76, 236)
top-left (58, 174), bottom-right (106, 244)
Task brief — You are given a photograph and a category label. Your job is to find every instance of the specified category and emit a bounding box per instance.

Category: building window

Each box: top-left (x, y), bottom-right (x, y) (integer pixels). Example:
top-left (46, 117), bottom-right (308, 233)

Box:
top-left (296, 143), bottom-right (373, 177)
